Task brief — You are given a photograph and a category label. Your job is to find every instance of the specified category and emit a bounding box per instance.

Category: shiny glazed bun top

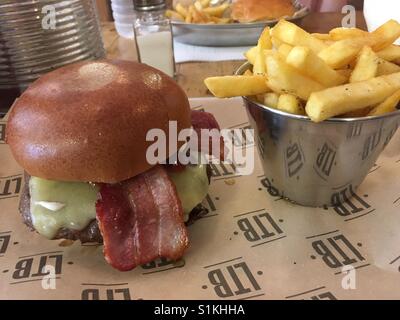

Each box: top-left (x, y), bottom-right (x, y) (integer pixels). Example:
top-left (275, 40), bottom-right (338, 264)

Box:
top-left (232, 0), bottom-right (295, 23)
top-left (6, 59), bottom-right (191, 183)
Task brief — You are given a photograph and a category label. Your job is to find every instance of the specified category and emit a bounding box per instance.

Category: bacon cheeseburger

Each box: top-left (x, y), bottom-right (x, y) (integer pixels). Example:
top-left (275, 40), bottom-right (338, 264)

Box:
top-left (6, 59), bottom-right (221, 271)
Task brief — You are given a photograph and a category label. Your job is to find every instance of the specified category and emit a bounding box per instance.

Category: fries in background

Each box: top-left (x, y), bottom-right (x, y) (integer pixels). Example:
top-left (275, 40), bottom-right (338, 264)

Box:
top-left (204, 19), bottom-right (400, 122)
top-left (167, 1), bottom-right (232, 24)
top-left (175, 3), bottom-right (188, 18)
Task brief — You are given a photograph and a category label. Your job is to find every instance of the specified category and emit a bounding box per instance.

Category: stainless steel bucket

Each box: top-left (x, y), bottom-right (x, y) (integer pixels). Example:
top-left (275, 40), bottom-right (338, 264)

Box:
top-left (237, 62), bottom-right (400, 207)
top-left (0, 0), bottom-right (105, 114)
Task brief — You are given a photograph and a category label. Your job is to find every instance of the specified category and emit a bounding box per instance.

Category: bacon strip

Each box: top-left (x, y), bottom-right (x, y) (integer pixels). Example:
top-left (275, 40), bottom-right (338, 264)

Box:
top-left (96, 166), bottom-right (188, 271)
top-left (191, 110), bottom-right (221, 131)
top-left (191, 110), bottom-right (225, 160)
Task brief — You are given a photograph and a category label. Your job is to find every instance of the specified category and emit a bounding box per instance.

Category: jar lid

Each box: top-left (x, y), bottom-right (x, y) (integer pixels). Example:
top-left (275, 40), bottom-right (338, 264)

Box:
top-left (133, 0), bottom-right (166, 11)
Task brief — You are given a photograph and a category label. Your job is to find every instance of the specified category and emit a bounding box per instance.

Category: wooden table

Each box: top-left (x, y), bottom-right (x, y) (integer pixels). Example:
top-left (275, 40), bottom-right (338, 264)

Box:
top-left (102, 12), bottom-right (367, 98)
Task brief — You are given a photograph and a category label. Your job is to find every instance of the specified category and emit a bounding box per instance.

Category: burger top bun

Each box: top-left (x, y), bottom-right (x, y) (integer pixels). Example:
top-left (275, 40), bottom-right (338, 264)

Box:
top-left (6, 59), bottom-right (191, 183)
top-left (231, 0), bottom-right (295, 23)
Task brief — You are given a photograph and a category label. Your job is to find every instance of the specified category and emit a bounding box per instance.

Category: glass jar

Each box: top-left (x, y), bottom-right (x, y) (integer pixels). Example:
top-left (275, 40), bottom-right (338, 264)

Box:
top-left (133, 0), bottom-right (176, 78)
top-left (0, 0), bottom-right (105, 115)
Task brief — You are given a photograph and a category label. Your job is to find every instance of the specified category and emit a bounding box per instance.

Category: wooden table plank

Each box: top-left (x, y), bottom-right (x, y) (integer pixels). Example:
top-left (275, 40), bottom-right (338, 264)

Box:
top-left (101, 12), bottom-right (367, 98)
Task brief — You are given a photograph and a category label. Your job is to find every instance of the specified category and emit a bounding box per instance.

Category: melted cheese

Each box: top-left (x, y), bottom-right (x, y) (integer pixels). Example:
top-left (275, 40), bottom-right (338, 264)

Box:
top-left (30, 178), bottom-right (99, 239)
top-left (29, 164), bottom-right (209, 239)
top-left (168, 163), bottom-right (209, 221)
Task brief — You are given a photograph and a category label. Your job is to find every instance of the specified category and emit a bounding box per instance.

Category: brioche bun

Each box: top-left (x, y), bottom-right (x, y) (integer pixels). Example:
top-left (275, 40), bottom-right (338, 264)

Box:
top-left (6, 59), bottom-right (191, 183)
top-left (232, 0), bottom-right (295, 23)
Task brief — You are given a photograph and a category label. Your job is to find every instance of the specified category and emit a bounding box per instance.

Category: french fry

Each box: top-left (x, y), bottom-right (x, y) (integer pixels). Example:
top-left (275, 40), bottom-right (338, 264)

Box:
top-left (319, 21), bottom-right (400, 69)
top-left (203, 3), bottom-right (229, 18)
top-left (200, 10), bottom-right (213, 23)
top-left (328, 25), bottom-right (400, 58)
top-left (258, 27), bottom-right (272, 50)
top-left (204, 76), bottom-right (269, 98)
top-left (271, 36), bottom-right (284, 49)
top-left (277, 43), bottom-right (293, 58)
top-left (253, 47), bottom-right (266, 75)
top-left (329, 27), bottom-right (368, 40)
top-left (266, 53), bottom-right (325, 100)
top-left (371, 19), bottom-right (400, 51)
top-left (255, 94), bottom-right (265, 104)
top-left (312, 33), bottom-right (331, 41)
top-left (328, 26), bottom-right (400, 56)
top-left (271, 20), bottom-right (327, 54)
top-left (318, 38), bottom-right (368, 69)
top-left (264, 49), bottom-right (275, 58)
top-left (175, 3), bottom-right (188, 18)
top-left (277, 94), bottom-right (305, 115)
top-left (200, 0), bottom-right (211, 7)
top-left (185, 12), bottom-right (192, 23)
top-left (323, 40), bottom-right (335, 46)
top-left (210, 17), bottom-right (231, 24)
top-left (336, 68), bottom-right (353, 80)
top-left (186, 5), bottom-right (195, 23)
top-left (243, 69), bottom-right (253, 76)
top-left (192, 6), bottom-right (209, 23)
top-left (376, 45), bottom-right (400, 62)
top-left (368, 89), bottom-right (400, 116)
top-left (305, 72), bottom-right (400, 122)
top-left (286, 46), bottom-right (347, 87)
top-left (263, 92), bottom-right (280, 108)
top-left (166, 10), bottom-right (184, 21)
top-left (174, 1), bottom-right (232, 24)
top-left (377, 58), bottom-right (400, 76)
top-left (350, 46), bottom-right (379, 83)
top-left (191, 8), bottom-right (202, 23)
top-left (252, 27), bottom-right (272, 75)
top-left (245, 46), bottom-right (258, 65)
top-left (194, 1), bottom-right (203, 11)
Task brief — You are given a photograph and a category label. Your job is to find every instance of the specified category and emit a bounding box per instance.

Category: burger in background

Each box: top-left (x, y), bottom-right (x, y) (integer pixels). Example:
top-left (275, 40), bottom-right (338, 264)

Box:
top-left (231, 0), bottom-right (295, 23)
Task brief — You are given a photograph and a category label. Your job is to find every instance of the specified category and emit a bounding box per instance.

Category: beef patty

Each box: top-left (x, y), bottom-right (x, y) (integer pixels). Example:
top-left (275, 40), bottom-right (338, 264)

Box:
top-left (20, 168), bottom-right (211, 243)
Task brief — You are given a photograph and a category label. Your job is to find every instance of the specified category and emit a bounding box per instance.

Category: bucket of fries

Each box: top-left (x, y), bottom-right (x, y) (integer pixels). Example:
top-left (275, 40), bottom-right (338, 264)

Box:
top-left (205, 20), bottom-right (400, 207)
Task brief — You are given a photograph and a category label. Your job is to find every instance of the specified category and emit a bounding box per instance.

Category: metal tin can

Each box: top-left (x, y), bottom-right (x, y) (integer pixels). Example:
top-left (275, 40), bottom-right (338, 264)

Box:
top-left (0, 0), bottom-right (105, 114)
top-left (237, 62), bottom-right (400, 207)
